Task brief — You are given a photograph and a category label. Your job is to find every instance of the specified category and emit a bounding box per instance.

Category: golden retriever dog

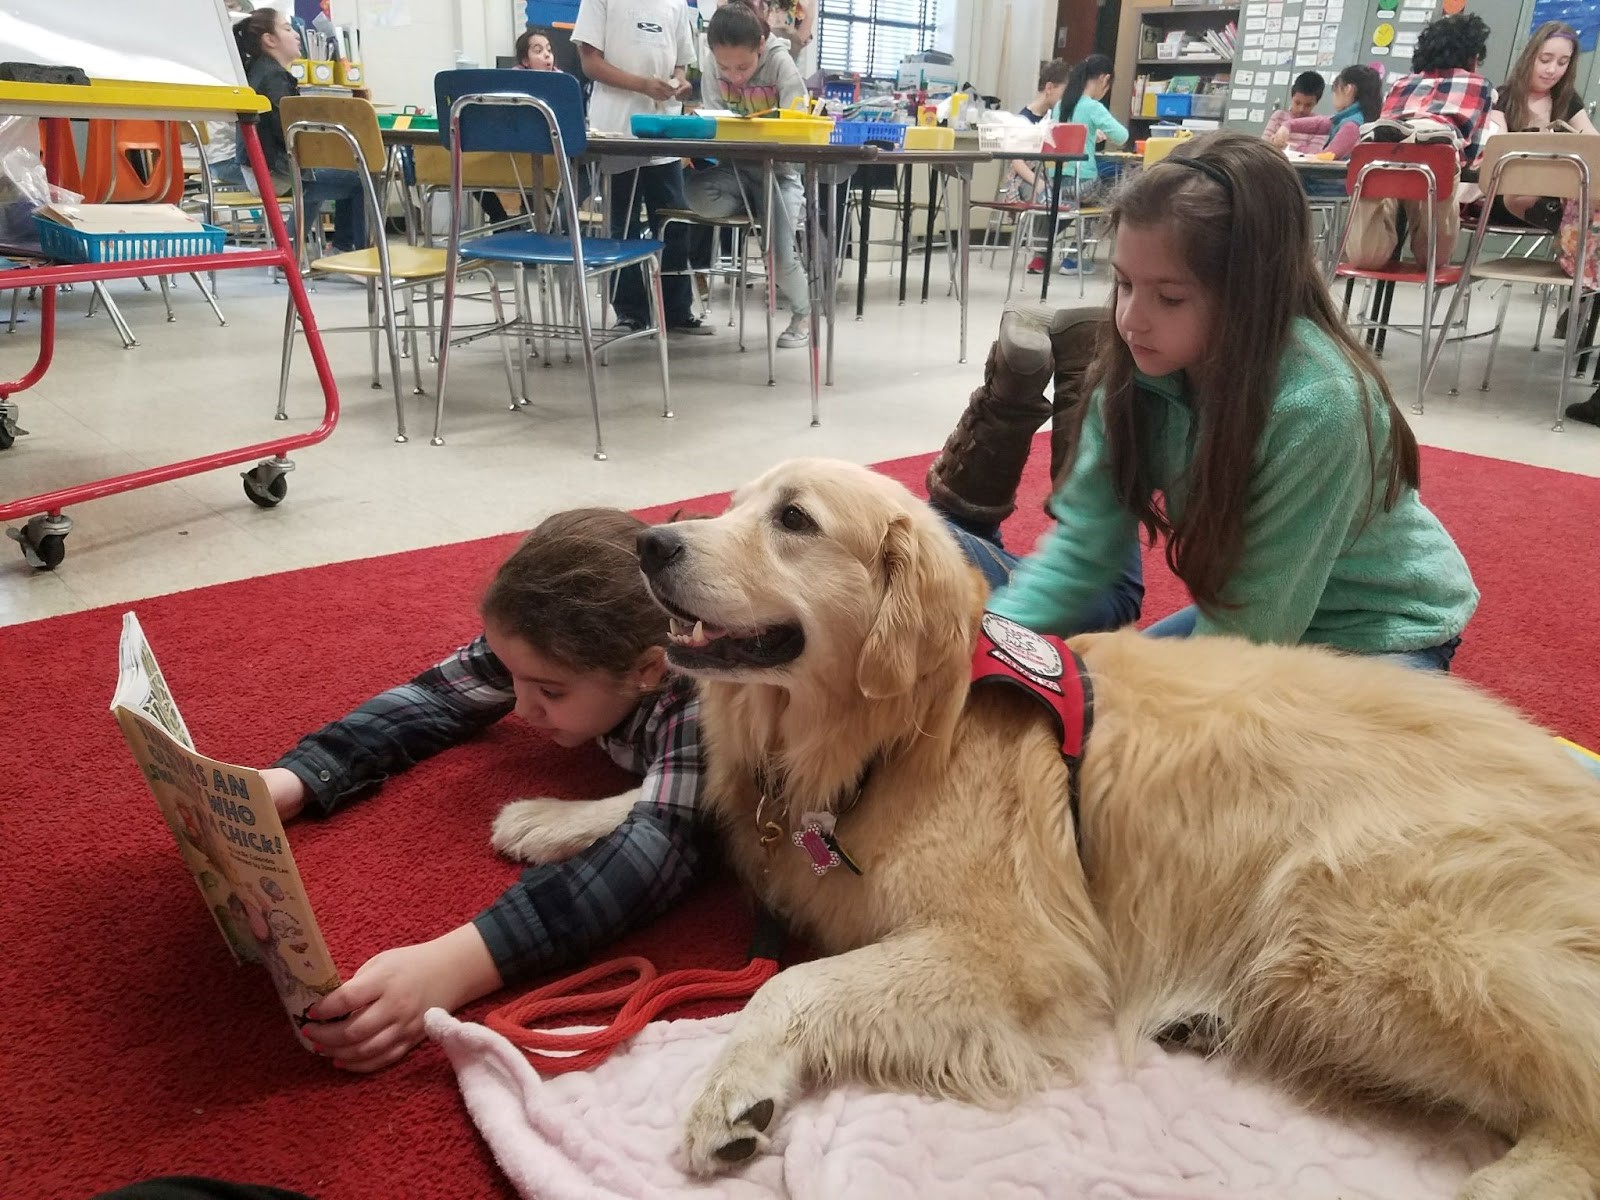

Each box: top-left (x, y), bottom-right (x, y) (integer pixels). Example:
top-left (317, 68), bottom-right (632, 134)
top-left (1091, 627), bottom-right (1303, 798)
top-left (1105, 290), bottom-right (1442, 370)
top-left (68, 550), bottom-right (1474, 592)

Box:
top-left (508, 458), bottom-right (1600, 1198)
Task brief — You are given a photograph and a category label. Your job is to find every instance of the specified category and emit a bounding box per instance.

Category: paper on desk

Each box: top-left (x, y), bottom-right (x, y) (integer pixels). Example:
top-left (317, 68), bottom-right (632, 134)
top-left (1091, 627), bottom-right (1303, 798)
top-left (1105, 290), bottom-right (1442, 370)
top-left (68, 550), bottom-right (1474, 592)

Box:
top-left (34, 204), bottom-right (205, 235)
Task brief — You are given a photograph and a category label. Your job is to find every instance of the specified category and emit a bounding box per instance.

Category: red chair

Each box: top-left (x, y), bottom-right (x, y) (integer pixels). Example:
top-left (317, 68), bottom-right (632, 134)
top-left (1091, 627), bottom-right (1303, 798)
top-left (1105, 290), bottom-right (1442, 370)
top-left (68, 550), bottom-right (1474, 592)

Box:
top-left (1332, 141), bottom-right (1464, 414)
top-left (972, 123), bottom-right (1096, 299)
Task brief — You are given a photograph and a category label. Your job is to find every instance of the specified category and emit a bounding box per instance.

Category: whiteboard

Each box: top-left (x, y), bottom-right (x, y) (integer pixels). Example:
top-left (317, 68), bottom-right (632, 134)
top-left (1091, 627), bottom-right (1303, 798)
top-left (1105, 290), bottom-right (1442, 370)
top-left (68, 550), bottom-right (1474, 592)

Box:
top-left (0, 0), bottom-right (246, 89)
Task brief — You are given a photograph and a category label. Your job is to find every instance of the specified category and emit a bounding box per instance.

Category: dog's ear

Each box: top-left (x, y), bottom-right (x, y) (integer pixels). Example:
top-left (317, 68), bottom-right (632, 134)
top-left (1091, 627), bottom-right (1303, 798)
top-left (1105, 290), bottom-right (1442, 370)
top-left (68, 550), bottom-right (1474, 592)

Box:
top-left (856, 515), bottom-right (922, 699)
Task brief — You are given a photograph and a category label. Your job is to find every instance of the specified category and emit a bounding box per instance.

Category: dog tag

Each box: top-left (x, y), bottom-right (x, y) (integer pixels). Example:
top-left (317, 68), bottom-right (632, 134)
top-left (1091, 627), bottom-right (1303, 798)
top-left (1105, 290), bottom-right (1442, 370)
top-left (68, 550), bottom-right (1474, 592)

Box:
top-left (794, 813), bottom-right (862, 877)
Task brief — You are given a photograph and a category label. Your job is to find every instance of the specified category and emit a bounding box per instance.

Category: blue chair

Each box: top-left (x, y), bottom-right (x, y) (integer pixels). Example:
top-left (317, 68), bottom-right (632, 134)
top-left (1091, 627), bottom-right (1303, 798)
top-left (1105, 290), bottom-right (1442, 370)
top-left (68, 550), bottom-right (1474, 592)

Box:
top-left (432, 69), bottom-right (672, 458)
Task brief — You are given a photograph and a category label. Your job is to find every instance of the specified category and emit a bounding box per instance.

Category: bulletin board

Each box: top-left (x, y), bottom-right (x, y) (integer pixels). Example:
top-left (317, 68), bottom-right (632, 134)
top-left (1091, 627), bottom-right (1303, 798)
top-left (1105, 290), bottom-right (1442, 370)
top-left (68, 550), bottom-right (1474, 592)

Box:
top-left (1228, 0), bottom-right (1374, 130)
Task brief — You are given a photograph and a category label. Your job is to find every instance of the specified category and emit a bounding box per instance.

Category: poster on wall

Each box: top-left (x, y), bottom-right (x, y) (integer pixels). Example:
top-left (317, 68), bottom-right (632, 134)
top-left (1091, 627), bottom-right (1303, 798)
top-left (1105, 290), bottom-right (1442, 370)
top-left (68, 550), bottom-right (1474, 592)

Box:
top-left (1529, 0), bottom-right (1600, 51)
top-left (294, 0), bottom-right (330, 22)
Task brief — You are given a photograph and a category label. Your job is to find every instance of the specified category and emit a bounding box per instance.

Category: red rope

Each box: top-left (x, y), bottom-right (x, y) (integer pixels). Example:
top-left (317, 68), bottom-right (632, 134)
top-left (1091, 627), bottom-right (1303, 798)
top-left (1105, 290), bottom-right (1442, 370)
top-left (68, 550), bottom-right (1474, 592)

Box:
top-left (486, 953), bottom-right (781, 1074)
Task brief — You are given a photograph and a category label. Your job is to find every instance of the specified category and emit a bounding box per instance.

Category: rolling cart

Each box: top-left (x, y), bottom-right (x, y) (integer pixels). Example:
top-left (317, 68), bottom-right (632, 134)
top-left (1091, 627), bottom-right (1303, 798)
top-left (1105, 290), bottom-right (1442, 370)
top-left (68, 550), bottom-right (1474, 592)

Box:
top-left (0, 79), bottom-right (341, 571)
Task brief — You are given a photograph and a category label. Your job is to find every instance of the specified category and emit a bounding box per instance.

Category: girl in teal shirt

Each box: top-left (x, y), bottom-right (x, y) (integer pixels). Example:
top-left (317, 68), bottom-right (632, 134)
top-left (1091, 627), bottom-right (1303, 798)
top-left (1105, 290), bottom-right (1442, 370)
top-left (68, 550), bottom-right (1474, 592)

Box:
top-left (1058, 53), bottom-right (1129, 199)
top-left (987, 132), bottom-right (1477, 670)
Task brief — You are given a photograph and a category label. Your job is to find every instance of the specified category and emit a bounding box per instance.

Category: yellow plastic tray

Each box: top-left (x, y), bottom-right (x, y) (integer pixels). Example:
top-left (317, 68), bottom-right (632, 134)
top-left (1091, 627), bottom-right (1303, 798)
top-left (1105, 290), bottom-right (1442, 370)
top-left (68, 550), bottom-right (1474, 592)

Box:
top-left (714, 113), bottom-right (834, 145)
top-left (903, 126), bottom-right (955, 151)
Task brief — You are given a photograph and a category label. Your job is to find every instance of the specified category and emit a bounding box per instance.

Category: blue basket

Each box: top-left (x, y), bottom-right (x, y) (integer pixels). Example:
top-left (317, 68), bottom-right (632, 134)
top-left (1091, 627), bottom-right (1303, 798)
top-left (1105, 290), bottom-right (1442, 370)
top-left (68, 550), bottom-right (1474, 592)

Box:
top-left (830, 120), bottom-right (907, 148)
top-left (32, 215), bottom-right (226, 265)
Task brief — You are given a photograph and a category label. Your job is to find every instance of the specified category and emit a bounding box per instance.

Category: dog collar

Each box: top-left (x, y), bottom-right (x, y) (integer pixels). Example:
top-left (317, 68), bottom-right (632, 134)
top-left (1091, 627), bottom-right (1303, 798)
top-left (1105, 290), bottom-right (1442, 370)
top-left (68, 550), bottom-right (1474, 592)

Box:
top-left (970, 613), bottom-right (1094, 852)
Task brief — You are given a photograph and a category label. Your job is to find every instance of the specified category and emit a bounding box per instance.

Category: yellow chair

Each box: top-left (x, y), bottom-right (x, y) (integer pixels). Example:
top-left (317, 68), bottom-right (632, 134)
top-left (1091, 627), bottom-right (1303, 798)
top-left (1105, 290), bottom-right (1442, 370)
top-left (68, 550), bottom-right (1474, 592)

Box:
top-left (279, 95), bottom-right (514, 443)
top-left (409, 144), bottom-right (559, 233)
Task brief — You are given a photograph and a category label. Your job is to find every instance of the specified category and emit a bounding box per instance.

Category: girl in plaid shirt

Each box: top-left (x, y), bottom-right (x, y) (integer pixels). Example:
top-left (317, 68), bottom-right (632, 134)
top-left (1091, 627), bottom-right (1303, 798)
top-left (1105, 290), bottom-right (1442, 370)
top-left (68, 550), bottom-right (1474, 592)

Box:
top-left (262, 508), bottom-right (708, 1072)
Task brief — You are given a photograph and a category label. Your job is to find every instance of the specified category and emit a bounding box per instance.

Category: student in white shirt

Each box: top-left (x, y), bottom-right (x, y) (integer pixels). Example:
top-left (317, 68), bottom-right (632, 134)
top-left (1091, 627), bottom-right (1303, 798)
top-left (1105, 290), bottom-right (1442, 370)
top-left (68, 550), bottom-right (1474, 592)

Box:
top-left (573, 0), bottom-right (713, 333)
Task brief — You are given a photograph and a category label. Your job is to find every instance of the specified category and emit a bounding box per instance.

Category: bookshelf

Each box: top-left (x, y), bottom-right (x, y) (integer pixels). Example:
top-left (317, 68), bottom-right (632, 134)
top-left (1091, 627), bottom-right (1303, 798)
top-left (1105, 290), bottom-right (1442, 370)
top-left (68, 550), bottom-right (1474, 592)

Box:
top-left (1126, 4), bottom-right (1238, 133)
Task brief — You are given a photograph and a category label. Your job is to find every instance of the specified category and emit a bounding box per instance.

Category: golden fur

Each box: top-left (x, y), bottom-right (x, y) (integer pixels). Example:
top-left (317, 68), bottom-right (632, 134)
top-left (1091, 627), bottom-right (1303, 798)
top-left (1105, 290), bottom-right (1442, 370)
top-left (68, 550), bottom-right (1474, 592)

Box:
top-left (513, 458), bottom-right (1600, 1197)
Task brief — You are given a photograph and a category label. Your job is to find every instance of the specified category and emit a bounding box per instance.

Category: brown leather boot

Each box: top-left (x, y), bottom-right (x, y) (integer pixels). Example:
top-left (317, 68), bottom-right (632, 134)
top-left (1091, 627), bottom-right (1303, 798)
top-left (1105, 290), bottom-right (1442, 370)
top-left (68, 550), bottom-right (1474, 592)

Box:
top-left (926, 304), bottom-right (1103, 528)
top-left (1047, 309), bottom-right (1109, 487)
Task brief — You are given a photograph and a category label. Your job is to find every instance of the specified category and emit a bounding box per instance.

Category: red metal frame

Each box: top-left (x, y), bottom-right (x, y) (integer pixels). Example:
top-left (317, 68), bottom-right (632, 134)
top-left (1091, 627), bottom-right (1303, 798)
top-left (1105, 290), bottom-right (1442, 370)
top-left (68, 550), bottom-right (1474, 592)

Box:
top-left (0, 118), bottom-right (340, 525)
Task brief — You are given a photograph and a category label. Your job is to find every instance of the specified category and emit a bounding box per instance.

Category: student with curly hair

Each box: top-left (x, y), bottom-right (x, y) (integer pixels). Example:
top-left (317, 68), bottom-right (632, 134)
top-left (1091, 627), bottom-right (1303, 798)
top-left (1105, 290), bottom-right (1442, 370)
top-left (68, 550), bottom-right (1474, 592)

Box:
top-left (1342, 13), bottom-right (1495, 268)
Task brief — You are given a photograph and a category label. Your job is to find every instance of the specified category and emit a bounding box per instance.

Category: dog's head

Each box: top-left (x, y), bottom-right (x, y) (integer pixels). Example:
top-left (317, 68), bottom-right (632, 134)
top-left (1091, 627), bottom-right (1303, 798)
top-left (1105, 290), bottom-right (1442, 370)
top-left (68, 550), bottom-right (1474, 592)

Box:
top-left (637, 459), bottom-right (982, 699)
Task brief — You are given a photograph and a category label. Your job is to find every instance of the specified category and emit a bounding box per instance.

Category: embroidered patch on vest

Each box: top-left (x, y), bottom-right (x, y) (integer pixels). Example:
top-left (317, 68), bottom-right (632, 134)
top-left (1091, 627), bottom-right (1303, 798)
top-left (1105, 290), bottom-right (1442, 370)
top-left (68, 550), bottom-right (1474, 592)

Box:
top-left (973, 614), bottom-right (1090, 761)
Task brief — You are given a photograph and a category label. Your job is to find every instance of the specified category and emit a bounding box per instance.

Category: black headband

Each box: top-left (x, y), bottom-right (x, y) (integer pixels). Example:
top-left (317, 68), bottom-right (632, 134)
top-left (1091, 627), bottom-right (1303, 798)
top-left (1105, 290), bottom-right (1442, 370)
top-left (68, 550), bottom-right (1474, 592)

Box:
top-left (1167, 155), bottom-right (1234, 196)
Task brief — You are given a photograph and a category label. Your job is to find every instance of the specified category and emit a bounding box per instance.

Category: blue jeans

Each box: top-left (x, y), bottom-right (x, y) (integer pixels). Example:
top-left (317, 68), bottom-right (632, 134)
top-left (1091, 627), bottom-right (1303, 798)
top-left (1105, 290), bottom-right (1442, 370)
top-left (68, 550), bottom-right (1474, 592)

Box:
top-left (942, 516), bottom-right (1145, 634)
top-left (1145, 604), bottom-right (1462, 672)
top-left (209, 159), bottom-right (368, 252)
top-left (607, 162), bottom-right (695, 327)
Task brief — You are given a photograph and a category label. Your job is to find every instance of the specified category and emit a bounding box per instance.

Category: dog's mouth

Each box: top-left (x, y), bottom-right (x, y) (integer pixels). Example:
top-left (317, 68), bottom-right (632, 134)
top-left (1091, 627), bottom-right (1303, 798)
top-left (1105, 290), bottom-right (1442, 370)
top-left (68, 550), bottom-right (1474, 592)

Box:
top-left (656, 594), bottom-right (805, 671)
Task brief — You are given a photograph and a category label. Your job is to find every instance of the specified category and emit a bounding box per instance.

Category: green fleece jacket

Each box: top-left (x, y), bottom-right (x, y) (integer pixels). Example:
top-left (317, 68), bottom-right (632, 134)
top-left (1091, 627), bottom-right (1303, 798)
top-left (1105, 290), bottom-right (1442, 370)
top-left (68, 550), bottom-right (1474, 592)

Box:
top-left (988, 319), bottom-right (1479, 652)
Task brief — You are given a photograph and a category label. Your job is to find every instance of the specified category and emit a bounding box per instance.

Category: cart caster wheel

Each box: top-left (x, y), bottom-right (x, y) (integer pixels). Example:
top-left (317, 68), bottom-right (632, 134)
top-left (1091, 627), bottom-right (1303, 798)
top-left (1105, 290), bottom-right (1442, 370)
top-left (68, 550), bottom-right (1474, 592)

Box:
top-left (242, 465), bottom-right (289, 508)
top-left (32, 533), bottom-right (65, 568)
top-left (0, 401), bottom-right (25, 450)
top-left (7, 513), bottom-right (72, 571)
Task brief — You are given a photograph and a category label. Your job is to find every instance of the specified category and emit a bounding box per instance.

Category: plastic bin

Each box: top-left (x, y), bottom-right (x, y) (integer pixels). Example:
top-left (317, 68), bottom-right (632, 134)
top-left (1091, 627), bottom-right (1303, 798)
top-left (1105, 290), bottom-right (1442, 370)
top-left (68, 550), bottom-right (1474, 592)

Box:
top-left (377, 112), bottom-right (439, 132)
top-left (977, 124), bottom-right (1049, 154)
top-left (33, 216), bottom-right (226, 265)
top-left (715, 112), bottom-right (834, 144)
top-left (630, 113), bottom-right (716, 139)
top-left (1154, 93), bottom-right (1192, 119)
top-left (903, 125), bottom-right (955, 150)
top-left (831, 120), bottom-right (907, 147)
top-left (1190, 93), bottom-right (1225, 119)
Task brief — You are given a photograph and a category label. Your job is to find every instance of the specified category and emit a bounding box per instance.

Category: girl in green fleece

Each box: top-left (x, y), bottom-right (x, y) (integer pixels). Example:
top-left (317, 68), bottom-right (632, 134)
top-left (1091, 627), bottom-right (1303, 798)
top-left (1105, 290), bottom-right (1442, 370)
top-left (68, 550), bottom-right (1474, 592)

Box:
top-left (987, 132), bottom-right (1477, 670)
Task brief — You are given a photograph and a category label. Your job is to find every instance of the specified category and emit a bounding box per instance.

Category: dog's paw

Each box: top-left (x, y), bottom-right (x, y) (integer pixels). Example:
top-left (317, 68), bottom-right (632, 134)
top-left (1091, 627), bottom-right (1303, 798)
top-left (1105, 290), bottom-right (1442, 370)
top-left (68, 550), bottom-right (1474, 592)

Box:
top-left (490, 797), bottom-right (611, 864)
top-left (679, 1045), bottom-right (795, 1176)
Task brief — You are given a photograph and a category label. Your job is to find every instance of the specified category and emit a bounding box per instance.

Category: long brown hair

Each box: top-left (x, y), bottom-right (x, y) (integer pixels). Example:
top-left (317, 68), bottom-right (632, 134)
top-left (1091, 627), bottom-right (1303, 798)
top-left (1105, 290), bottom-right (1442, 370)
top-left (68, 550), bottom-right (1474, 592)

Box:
top-left (1501, 22), bottom-right (1582, 133)
top-left (1074, 131), bottom-right (1420, 613)
top-left (480, 507), bottom-right (667, 676)
top-left (234, 8), bottom-right (283, 66)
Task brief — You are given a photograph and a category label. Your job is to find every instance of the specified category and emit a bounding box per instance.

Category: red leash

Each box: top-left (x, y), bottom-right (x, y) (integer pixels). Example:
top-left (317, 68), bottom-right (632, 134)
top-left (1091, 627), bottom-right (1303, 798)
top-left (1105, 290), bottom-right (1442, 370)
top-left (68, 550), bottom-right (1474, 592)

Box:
top-left (486, 911), bottom-right (786, 1074)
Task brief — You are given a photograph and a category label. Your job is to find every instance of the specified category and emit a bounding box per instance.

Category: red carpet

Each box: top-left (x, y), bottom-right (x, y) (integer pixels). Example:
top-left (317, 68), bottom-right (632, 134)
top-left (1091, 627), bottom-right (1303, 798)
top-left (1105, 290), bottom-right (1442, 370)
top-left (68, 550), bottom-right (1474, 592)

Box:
top-left (3, 441), bottom-right (1597, 1200)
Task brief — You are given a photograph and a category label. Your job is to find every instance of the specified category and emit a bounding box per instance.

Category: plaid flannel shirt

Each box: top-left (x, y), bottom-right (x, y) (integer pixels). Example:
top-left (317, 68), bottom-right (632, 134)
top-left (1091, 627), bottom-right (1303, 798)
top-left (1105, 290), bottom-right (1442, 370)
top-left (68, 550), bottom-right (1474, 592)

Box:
top-left (273, 635), bottom-right (707, 983)
top-left (1380, 69), bottom-right (1496, 168)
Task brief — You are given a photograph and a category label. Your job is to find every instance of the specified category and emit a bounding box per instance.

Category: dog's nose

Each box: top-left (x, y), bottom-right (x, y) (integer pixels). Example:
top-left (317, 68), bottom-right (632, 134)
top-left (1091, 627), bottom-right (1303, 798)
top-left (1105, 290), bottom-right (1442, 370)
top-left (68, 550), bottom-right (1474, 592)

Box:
top-left (637, 526), bottom-right (685, 577)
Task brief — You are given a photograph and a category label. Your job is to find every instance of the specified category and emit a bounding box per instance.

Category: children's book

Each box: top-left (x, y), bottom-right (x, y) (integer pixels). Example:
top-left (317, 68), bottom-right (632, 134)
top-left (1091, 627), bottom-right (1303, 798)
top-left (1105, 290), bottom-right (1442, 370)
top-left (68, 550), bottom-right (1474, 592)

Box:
top-left (110, 612), bottom-right (339, 1047)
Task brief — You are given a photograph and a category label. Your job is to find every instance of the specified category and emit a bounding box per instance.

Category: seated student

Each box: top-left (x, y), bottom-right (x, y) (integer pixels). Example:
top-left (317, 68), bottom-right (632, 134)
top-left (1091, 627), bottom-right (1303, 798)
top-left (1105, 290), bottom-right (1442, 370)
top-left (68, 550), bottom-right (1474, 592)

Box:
top-left (1485, 21), bottom-right (1597, 233)
top-left (686, 1), bottom-right (813, 348)
top-left (1275, 64), bottom-right (1383, 161)
top-left (1342, 12), bottom-right (1495, 270)
top-left (214, 8), bottom-right (367, 253)
top-left (1262, 71), bottom-right (1327, 154)
top-left (477, 28), bottom-right (562, 228)
top-left (1004, 60), bottom-right (1072, 205)
top-left (1027, 54), bottom-right (1127, 275)
top-left (517, 26), bottom-right (558, 71)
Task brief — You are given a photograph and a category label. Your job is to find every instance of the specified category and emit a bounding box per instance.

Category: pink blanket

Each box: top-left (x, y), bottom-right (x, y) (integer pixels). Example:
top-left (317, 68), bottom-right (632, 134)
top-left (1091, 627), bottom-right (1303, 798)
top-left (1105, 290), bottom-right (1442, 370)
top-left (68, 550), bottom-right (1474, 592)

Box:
top-left (425, 1009), bottom-right (1504, 1199)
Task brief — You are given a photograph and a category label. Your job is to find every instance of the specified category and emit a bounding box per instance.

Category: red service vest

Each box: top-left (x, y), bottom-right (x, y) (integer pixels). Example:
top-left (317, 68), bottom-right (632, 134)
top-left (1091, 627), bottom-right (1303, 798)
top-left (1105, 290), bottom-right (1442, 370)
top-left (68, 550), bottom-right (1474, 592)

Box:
top-left (970, 613), bottom-right (1093, 844)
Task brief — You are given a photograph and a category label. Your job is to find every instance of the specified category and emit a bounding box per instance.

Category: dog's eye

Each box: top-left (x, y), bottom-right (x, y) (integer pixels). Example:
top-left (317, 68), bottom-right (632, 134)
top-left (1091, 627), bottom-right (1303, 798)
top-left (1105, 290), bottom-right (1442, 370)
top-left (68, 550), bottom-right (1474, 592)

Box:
top-left (777, 503), bottom-right (816, 533)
